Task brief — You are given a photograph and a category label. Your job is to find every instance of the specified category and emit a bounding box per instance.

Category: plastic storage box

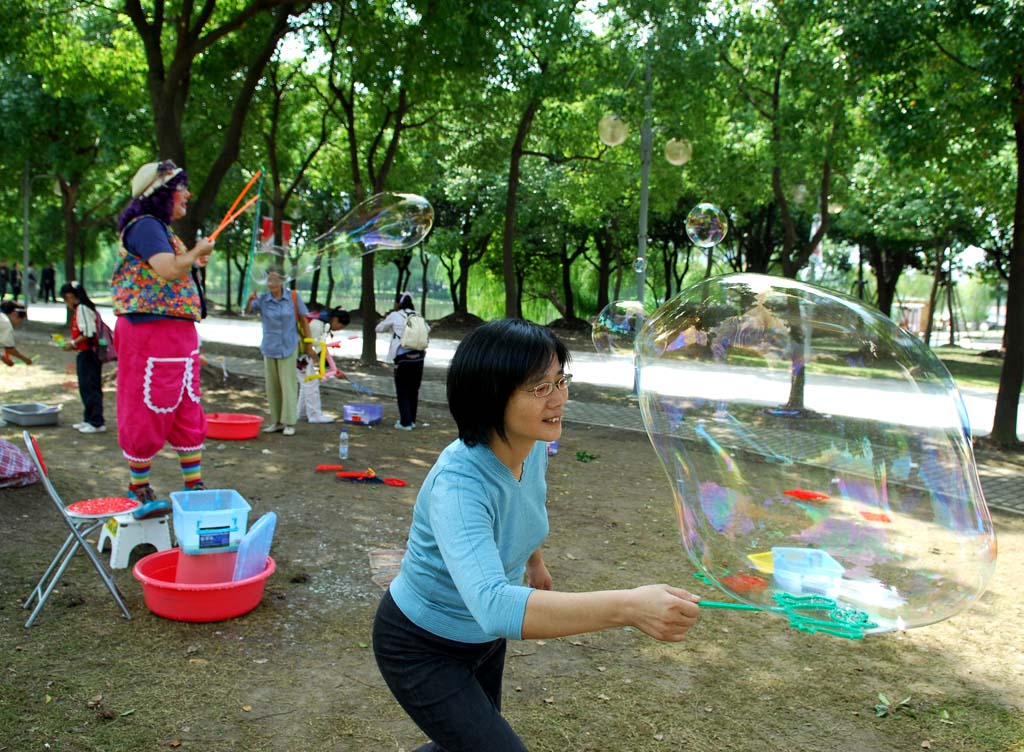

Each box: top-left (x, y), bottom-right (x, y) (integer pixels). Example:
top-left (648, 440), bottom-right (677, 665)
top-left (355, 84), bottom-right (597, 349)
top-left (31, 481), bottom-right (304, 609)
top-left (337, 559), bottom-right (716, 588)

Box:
top-left (771, 547), bottom-right (845, 598)
top-left (2, 403), bottom-right (60, 426)
top-left (343, 404), bottom-right (383, 425)
top-left (170, 489), bottom-right (251, 555)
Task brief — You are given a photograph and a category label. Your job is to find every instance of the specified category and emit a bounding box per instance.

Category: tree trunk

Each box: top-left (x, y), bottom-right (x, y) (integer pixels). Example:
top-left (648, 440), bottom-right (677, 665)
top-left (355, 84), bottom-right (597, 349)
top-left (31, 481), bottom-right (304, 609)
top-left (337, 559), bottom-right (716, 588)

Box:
top-left (559, 235), bottom-right (587, 322)
top-left (924, 244), bottom-right (944, 347)
top-left (125, 2), bottom-right (296, 246)
top-left (502, 94), bottom-right (542, 318)
top-left (990, 75), bottom-right (1024, 444)
top-left (514, 265), bottom-right (526, 319)
top-left (593, 229), bottom-right (614, 311)
top-left (418, 244), bottom-right (430, 318)
top-left (62, 189), bottom-right (79, 285)
top-left (457, 246), bottom-right (471, 313)
top-left (613, 244), bottom-right (623, 301)
top-left (946, 275), bottom-right (957, 346)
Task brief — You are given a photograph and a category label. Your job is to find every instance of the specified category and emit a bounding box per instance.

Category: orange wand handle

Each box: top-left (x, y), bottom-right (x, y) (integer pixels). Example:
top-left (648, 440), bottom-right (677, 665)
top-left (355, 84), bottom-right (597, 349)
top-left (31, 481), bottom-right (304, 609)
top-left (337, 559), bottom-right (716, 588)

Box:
top-left (209, 170), bottom-right (262, 240)
top-left (224, 170), bottom-right (262, 220)
top-left (209, 194), bottom-right (259, 241)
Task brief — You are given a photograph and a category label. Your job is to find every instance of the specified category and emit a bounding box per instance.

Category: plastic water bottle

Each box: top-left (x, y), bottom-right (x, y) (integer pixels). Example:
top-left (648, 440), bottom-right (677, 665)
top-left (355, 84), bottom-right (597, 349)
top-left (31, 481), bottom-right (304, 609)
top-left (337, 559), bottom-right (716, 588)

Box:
top-left (338, 428), bottom-right (349, 460)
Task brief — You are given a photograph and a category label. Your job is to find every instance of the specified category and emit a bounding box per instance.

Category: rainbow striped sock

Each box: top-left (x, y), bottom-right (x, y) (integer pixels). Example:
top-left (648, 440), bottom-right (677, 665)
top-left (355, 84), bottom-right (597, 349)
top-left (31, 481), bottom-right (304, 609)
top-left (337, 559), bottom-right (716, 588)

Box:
top-left (178, 450), bottom-right (202, 487)
top-left (128, 460), bottom-right (152, 491)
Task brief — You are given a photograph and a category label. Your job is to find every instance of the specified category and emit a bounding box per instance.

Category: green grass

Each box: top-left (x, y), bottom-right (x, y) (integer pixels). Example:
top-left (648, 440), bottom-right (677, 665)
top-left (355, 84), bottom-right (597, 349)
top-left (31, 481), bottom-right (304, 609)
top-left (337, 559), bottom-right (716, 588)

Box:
top-left (933, 347), bottom-right (1005, 390)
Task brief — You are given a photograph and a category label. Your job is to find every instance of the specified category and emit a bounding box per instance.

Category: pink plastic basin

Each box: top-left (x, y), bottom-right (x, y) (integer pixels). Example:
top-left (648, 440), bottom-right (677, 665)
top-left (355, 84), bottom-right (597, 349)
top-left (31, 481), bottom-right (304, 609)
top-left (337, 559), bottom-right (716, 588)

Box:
top-left (133, 548), bottom-right (275, 622)
top-left (206, 413), bottom-right (263, 440)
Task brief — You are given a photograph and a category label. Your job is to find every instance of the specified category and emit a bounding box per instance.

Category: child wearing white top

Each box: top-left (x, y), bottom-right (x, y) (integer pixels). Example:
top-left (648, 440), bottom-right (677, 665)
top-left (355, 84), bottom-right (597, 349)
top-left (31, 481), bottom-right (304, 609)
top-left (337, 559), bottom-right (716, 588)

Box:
top-left (0, 300), bottom-right (31, 367)
top-left (297, 302), bottom-right (335, 423)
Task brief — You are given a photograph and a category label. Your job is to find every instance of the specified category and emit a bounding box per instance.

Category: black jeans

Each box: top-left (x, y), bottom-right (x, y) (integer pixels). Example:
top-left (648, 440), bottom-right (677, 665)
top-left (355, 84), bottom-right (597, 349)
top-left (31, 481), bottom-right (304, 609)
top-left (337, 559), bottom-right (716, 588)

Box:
top-left (372, 589), bottom-right (528, 752)
top-left (76, 349), bottom-right (104, 427)
top-left (394, 355), bottom-right (425, 427)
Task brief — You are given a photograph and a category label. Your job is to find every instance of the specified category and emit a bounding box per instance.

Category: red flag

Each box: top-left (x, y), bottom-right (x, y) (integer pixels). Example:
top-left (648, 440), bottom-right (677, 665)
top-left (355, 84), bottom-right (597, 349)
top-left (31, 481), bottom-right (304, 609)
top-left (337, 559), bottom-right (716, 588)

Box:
top-left (260, 218), bottom-right (292, 247)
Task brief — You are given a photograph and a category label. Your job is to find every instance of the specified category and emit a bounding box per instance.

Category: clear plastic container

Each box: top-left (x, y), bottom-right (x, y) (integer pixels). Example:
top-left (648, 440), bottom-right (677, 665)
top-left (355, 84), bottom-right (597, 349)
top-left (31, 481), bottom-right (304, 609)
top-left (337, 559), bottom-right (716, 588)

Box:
top-left (170, 489), bottom-right (251, 555)
top-left (771, 547), bottom-right (845, 598)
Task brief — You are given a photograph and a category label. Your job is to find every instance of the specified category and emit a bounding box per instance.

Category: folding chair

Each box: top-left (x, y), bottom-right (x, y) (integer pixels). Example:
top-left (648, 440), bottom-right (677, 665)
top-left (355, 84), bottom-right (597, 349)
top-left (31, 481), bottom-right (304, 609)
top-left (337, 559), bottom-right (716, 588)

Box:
top-left (21, 431), bottom-right (141, 628)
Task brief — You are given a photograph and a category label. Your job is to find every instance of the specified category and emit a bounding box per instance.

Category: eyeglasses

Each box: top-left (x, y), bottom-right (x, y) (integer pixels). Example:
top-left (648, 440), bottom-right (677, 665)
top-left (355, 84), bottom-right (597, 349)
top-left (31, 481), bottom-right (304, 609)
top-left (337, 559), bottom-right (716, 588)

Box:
top-left (521, 374), bottom-right (572, 398)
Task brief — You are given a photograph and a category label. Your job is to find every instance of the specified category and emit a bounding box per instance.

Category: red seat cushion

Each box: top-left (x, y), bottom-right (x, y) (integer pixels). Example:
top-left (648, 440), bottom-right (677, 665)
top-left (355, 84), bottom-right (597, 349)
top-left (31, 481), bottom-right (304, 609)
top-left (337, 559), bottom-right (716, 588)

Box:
top-left (66, 497), bottom-right (141, 518)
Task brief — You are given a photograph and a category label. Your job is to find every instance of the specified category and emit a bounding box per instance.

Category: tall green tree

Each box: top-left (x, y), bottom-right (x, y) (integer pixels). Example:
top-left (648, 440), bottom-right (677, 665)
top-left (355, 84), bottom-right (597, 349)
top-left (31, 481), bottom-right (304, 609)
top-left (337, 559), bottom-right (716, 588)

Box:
top-left (707, 0), bottom-right (862, 279)
top-left (250, 57), bottom-right (330, 301)
top-left (0, 2), bottom-right (146, 284)
top-left (122, 0), bottom-right (304, 243)
top-left (841, 0), bottom-right (1023, 443)
top-left (314, 0), bottom-right (521, 361)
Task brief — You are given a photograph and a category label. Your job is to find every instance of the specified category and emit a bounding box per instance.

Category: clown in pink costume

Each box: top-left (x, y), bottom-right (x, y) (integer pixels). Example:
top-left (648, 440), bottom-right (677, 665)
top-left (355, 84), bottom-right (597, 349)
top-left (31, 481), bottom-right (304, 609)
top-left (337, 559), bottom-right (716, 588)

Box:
top-left (111, 160), bottom-right (215, 507)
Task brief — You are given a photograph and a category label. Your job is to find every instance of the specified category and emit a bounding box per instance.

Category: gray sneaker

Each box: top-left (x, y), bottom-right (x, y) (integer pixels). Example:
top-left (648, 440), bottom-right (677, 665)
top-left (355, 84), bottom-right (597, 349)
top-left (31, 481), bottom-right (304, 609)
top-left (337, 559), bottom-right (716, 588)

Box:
top-left (78, 423), bottom-right (107, 433)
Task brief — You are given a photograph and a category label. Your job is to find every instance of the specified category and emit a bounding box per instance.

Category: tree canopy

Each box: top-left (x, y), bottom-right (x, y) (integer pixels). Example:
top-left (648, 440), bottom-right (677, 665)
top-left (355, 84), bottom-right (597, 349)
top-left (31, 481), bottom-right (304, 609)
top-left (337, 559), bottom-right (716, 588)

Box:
top-left (1, 0), bottom-right (1020, 442)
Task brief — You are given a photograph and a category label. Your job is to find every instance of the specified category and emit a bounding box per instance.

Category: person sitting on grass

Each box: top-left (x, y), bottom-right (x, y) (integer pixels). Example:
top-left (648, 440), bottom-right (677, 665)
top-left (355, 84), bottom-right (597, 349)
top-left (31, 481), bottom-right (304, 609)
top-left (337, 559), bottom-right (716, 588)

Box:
top-left (0, 300), bottom-right (31, 367)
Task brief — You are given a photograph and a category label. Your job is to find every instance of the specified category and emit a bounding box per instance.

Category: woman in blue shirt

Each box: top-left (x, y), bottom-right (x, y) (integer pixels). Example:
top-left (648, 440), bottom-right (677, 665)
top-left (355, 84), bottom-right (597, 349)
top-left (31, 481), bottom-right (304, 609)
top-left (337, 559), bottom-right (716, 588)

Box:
top-left (246, 269), bottom-right (314, 436)
top-left (373, 318), bottom-right (701, 751)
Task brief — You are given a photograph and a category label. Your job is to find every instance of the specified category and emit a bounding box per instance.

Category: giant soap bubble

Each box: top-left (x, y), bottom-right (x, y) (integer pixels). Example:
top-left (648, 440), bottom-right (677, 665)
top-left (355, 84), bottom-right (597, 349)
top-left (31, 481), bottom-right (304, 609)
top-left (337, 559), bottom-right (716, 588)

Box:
top-left (316, 192), bottom-right (434, 261)
top-left (635, 274), bottom-right (996, 635)
top-left (593, 300), bottom-right (649, 356)
top-left (249, 192), bottom-right (434, 289)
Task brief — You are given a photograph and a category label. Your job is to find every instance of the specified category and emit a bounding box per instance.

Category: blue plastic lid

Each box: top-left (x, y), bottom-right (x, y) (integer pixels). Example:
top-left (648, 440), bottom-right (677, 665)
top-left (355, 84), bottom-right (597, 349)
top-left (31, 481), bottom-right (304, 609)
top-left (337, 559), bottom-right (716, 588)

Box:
top-left (232, 511), bottom-right (277, 581)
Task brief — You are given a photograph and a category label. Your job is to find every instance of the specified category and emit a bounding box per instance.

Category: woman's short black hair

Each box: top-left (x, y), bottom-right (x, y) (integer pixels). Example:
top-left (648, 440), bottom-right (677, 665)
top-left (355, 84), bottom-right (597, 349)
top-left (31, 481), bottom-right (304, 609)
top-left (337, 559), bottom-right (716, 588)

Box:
top-left (1, 300), bottom-right (26, 317)
top-left (447, 319), bottom-right (570, 447)
top-left (329, 307), bottom-right (351, 326)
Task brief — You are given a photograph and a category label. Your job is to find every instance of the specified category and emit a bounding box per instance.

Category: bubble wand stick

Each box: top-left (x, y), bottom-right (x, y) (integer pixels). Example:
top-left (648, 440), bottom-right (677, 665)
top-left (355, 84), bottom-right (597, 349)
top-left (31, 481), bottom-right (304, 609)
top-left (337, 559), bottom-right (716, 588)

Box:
top-left (209, 169), bottom-right (262, 241)
top-left (209, 196), bottom-right (259, 241)
top-left (239, 168), bottom-right (266, 307)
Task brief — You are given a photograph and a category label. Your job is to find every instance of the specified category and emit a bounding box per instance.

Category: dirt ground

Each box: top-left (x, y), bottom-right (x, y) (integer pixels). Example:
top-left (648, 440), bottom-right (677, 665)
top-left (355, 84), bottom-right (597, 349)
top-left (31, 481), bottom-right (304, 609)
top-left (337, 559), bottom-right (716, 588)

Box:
top-left (1, 320), bottom-right (1023, 752)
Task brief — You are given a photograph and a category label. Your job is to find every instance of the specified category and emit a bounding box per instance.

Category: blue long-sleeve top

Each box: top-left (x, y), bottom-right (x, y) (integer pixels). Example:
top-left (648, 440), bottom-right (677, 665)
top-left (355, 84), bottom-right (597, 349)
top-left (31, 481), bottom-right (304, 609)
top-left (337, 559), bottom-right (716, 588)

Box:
top-left (249, 291), bottom-right (307, 359)
top-left (389, 439), bottom-right (550, 643)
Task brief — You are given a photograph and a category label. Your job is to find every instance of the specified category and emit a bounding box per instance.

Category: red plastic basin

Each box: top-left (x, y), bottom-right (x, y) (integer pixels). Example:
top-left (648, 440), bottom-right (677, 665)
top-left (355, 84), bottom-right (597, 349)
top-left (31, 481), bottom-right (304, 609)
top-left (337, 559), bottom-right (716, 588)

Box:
top-left (206, 412), bottom-right (263, 440)
top-left (133, 548), bottom-right (275, 622)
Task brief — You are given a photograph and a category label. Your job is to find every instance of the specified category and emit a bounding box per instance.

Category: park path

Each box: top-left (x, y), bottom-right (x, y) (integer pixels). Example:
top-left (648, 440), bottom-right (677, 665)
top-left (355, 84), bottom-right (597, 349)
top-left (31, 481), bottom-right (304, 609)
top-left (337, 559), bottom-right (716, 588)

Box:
top-left (21, 302), bottom-right (1024, 517)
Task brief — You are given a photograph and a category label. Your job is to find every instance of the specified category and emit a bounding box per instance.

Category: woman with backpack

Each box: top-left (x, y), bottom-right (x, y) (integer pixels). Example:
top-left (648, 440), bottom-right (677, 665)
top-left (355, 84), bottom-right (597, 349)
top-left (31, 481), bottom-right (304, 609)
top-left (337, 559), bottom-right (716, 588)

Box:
top-left (376, 292), bottom-right (430, 431)
top-left (59, 281), bottom-right (106, 434)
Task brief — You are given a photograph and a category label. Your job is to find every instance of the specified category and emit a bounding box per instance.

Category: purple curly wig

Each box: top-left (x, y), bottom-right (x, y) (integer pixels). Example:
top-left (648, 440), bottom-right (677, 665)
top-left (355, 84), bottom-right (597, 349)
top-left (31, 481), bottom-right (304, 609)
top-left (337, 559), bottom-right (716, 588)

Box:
top-left (117, 168), bottom-right (189, 232)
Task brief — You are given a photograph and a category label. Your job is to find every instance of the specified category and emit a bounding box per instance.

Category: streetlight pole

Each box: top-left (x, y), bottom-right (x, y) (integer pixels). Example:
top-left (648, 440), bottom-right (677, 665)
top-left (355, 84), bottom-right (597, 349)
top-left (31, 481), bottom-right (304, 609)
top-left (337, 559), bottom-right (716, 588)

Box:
top-left (22, 164), bottom-right (31, 306)
top-left (22, 162), bottom-right (52, 308)
top-left (636, 59), bottom-right (653, 304)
